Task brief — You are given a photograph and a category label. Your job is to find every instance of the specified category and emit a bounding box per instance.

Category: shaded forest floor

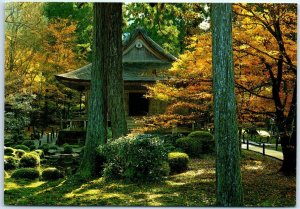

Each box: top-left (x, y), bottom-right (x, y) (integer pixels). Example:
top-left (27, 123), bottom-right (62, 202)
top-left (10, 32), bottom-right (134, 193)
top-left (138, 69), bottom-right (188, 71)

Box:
top-left (4, 150), bottom-right (295, 206)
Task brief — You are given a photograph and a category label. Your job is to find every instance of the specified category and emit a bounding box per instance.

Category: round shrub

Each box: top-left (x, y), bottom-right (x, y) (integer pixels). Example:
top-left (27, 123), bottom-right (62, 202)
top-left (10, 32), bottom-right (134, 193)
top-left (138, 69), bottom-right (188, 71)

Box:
top-left (168, 152), bottom-right (189, 173)
top-left (19, 153), bottom-right (40, 168)
top-left (15, 149), bottom-right (26, 158)
top-left (42, 167), bottom-right (62, 180)
top-left (98, 134), bottom-right (168, 182)
top-left (188, 131), bottom-right (214, 154)
top-left (14, 144), bottom-right (30, 152)
top-left (39, 144), bottom-right (50, 154)
top-left (175, 137), bottom-right (202, 157)
top-left (22, 140), bottom-right (35, 148)
top-left (63, 144), bottom-right (73, 154)
top-left (4, 147), bottom-right (15, 156)
top-left (11, 168), bottom-right (40, 180)
top-left (34, 149), bottom-right (44, 158)
top-left (4, 156), bottom-right (19, 170)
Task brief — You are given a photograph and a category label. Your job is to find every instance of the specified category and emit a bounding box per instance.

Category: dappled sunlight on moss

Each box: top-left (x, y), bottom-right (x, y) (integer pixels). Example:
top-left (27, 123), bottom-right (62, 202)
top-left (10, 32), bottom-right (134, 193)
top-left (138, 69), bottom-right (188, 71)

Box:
top-left (5, 180), bottom-right (45, 190)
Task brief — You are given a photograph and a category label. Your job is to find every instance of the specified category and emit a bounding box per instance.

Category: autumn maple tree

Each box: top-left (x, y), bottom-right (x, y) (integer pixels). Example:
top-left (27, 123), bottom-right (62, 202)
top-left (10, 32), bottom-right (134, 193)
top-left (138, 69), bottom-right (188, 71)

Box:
top-left (147, 3), bottom-right (296, 174)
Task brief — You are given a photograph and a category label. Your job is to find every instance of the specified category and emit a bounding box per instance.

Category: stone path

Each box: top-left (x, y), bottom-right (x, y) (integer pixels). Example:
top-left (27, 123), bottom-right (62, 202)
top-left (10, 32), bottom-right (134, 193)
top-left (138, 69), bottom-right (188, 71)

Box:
top-left (241, 143), bottom-right (283, 160)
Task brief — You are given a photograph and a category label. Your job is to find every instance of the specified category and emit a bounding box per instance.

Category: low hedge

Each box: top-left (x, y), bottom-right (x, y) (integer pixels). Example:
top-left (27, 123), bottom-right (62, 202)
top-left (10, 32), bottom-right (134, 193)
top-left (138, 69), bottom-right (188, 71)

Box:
top-left (42, 167), bottom-right (63, 180)
top-left (4, 156), bottom-right (19, 170)
top-left (4, 147), bottom-right (15, 156)
top-left (11, 168), bottom-right (40, 180)
top-left (176, 131), bottom-right (214, 157)
top-left (14, 145), bottom-right (30, 152)
top-left (19, 152), bottom-right (40, 168)
top-left (15, 149), bottom-right (26, 158)
top-left (63, 144), bottom-right (73, 154)
top-left (168, 152), bottom-right (189, 173)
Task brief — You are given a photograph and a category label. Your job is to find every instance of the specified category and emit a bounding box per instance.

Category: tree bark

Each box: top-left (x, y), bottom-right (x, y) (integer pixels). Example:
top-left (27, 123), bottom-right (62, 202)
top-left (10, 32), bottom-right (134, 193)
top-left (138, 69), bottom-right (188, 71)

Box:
top-left (107, 3), bottom-right (128, 139)
top-left (212, 3), bottom-right (243, 206)
top-left (77, 3), bottom-right (107, 178)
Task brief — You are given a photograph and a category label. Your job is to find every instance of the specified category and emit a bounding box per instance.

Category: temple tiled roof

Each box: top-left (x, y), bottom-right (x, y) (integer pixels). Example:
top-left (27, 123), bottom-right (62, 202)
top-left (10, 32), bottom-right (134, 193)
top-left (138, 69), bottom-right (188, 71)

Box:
top-left (56, 28), bottom-right (176, 90)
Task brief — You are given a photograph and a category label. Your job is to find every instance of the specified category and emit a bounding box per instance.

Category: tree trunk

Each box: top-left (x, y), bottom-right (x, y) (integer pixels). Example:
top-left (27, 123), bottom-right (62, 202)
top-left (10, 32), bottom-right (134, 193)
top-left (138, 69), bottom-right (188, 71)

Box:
top-left (107, 3), bottom-right (128, 139)
top-left (77, 3), bottom-right (107, 178)
top-left (212, 3), bottom-right (243, 206)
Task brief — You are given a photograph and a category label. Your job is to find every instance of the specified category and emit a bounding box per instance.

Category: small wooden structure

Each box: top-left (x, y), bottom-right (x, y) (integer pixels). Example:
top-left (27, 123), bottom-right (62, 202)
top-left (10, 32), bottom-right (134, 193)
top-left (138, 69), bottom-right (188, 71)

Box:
top-left (56, 28), bottom-right (176, 127)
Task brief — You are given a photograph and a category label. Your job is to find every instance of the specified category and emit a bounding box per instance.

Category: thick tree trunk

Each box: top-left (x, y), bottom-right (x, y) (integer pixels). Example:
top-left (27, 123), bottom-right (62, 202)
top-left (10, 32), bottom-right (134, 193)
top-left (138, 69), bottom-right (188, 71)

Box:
top-left (77, 3), bottom-right (107, 178)
top-left (278, 83), bottom-right (296, 175)
top-left (212, 3), bottom-right (243, 206)
top-left (107, 3), bottom-right (128, 139)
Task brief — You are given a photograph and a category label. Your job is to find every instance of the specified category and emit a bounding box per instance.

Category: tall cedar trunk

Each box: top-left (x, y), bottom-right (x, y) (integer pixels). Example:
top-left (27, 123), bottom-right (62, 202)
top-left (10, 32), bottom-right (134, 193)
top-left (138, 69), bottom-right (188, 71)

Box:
top-left (107, 3), bottom-right (128, 139)
top-left (212, 4), bottom-right (243, 206)
top-left (77, 3), bottom-right (107, 178)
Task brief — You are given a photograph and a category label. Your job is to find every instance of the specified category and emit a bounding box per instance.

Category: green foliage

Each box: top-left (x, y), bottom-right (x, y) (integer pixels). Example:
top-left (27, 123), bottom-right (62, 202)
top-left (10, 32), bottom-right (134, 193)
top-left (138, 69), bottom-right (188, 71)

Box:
top-left (175, 131), bottom-right (214, 157)
top-left (11, 168), bottom-right (40, 180)
top-left (98, 134), bottom-right (168, 182)
top-left (168, 152), bottom-right (189, 173)
top-left (19, 153), bottom-right (40, 168)
top-left (14, 145), bottom-right (30, 152)
top-left (15, 149), bottom-right (26, 158)
top-left (22, 140), bottom-right (35, 148)
top-left (176, 137), bottom-right (202, 157)
top-left (63, 144), bottom-right (73, 154)
top-left (5, 94), bottom-right (35, 133)
top-left (42, 167), bottom-right (63, 180)
top-left (4, 147), bottom-right (15, 156)
top-left (34, 149), bottom-right (44, 158)
top-left (188, 131), bottom-right (214, 154)
top-left (4, 156), bottom-right (19, 170)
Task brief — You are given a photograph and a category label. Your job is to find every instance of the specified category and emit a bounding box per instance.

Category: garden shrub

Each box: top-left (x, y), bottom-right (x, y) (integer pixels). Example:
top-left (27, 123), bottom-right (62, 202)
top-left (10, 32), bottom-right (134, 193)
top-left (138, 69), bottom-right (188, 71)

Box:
top-left (39, 144), bottom-right (50, 154)
top-left (34, 149), bottom-right (44, 158)
top-left (11, 168), bottom-right (40, 180)
top-left (42, 167), bottom-right (63, 180)
top-left (4, 156), bottom-right (19, 170)
top-left (175, 137), bottom-right (202, 157)
top-left (188, 131), bottom-right (214, 154)
top-left (98, 134), bottom-right (168, 182)
top-left (168, 152), bottom-right (189, 173)
top-left (22, 140), bottom-right (35, 148)
top-left (4, 147), bottom-right (15, 156)
top-left (63, 144), bottom-right (73, 154)
top-left (14, 144), bottom-right (30, 152)
top-left (176, 131), bottom-right (214, 157)
top-left (15, 149), bottom-right (26, 158)
top-left (19, 152), bottom-right (40, 168)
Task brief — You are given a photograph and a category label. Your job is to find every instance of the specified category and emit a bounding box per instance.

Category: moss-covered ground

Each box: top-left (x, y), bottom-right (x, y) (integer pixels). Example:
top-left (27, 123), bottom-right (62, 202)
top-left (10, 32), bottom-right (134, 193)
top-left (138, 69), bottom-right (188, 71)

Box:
top-left (4, 150), bottom-right (295, 206)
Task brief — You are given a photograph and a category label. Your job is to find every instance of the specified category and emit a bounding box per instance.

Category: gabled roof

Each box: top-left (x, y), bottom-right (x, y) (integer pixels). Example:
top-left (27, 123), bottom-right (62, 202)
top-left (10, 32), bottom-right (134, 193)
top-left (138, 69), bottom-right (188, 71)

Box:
top-left (56, 28), bottom-right (176, 90)
top-left (122, 27), bottom-right (177, 62)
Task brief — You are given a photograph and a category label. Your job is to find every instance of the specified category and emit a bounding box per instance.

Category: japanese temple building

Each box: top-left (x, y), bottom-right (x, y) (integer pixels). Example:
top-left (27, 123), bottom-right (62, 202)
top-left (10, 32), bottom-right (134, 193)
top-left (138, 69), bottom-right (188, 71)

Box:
top-left (55, 28), bottom-right (176, 125)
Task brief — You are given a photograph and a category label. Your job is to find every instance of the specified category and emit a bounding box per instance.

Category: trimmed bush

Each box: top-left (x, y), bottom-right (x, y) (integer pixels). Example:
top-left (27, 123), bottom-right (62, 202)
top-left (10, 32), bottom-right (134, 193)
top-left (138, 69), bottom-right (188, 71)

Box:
top-left (19, 153), bottom-right (40, 168)
top-left (98, 134), bottom-right (168, 182)
top-left (4, 147), bottom-right (15, 156)
top-left (14, 149), bottom-right (26, 158)
top-left (11, 168), bottom-right (40, 180)
top-left (39, 144), bottom-right (50, 154)
top-left (63, 144), bottom-right (73, 154)
top-left (175, 137), bottom-right (202, 157)
top-left (34, 149), bottom-right (44, 158)
top-left (168, 152), bottom-right (189, 173)
top-left (176, 131), bottom-right (214, 157)
top-left (4, 156), bottom-right (19, 170)
top-left (188, 131), bottom-right (214, 154)
top-left (42, 167), bottom-right (62, 180)
top-left (22, 140), bottom-right (35, 148)
top-left (14, 144), bottom-right (30, 152)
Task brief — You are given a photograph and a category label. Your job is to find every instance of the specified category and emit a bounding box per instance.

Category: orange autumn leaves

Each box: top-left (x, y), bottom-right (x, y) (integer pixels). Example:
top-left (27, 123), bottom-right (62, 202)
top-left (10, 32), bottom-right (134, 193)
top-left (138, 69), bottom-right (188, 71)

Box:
top-left (147, 3), bottom-right (296, 128)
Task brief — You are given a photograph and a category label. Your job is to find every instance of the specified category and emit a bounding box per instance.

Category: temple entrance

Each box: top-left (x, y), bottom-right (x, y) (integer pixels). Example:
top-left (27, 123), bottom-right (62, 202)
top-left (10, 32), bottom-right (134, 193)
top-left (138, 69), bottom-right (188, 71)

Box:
top-left (129, 93), bottom-right (149, 116)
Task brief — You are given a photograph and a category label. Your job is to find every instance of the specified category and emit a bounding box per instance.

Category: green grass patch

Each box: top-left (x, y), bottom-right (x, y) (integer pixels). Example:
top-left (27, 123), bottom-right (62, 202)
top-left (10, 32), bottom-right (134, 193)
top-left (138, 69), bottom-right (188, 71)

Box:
top-left (4, 150), bottom-right (295, 206)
